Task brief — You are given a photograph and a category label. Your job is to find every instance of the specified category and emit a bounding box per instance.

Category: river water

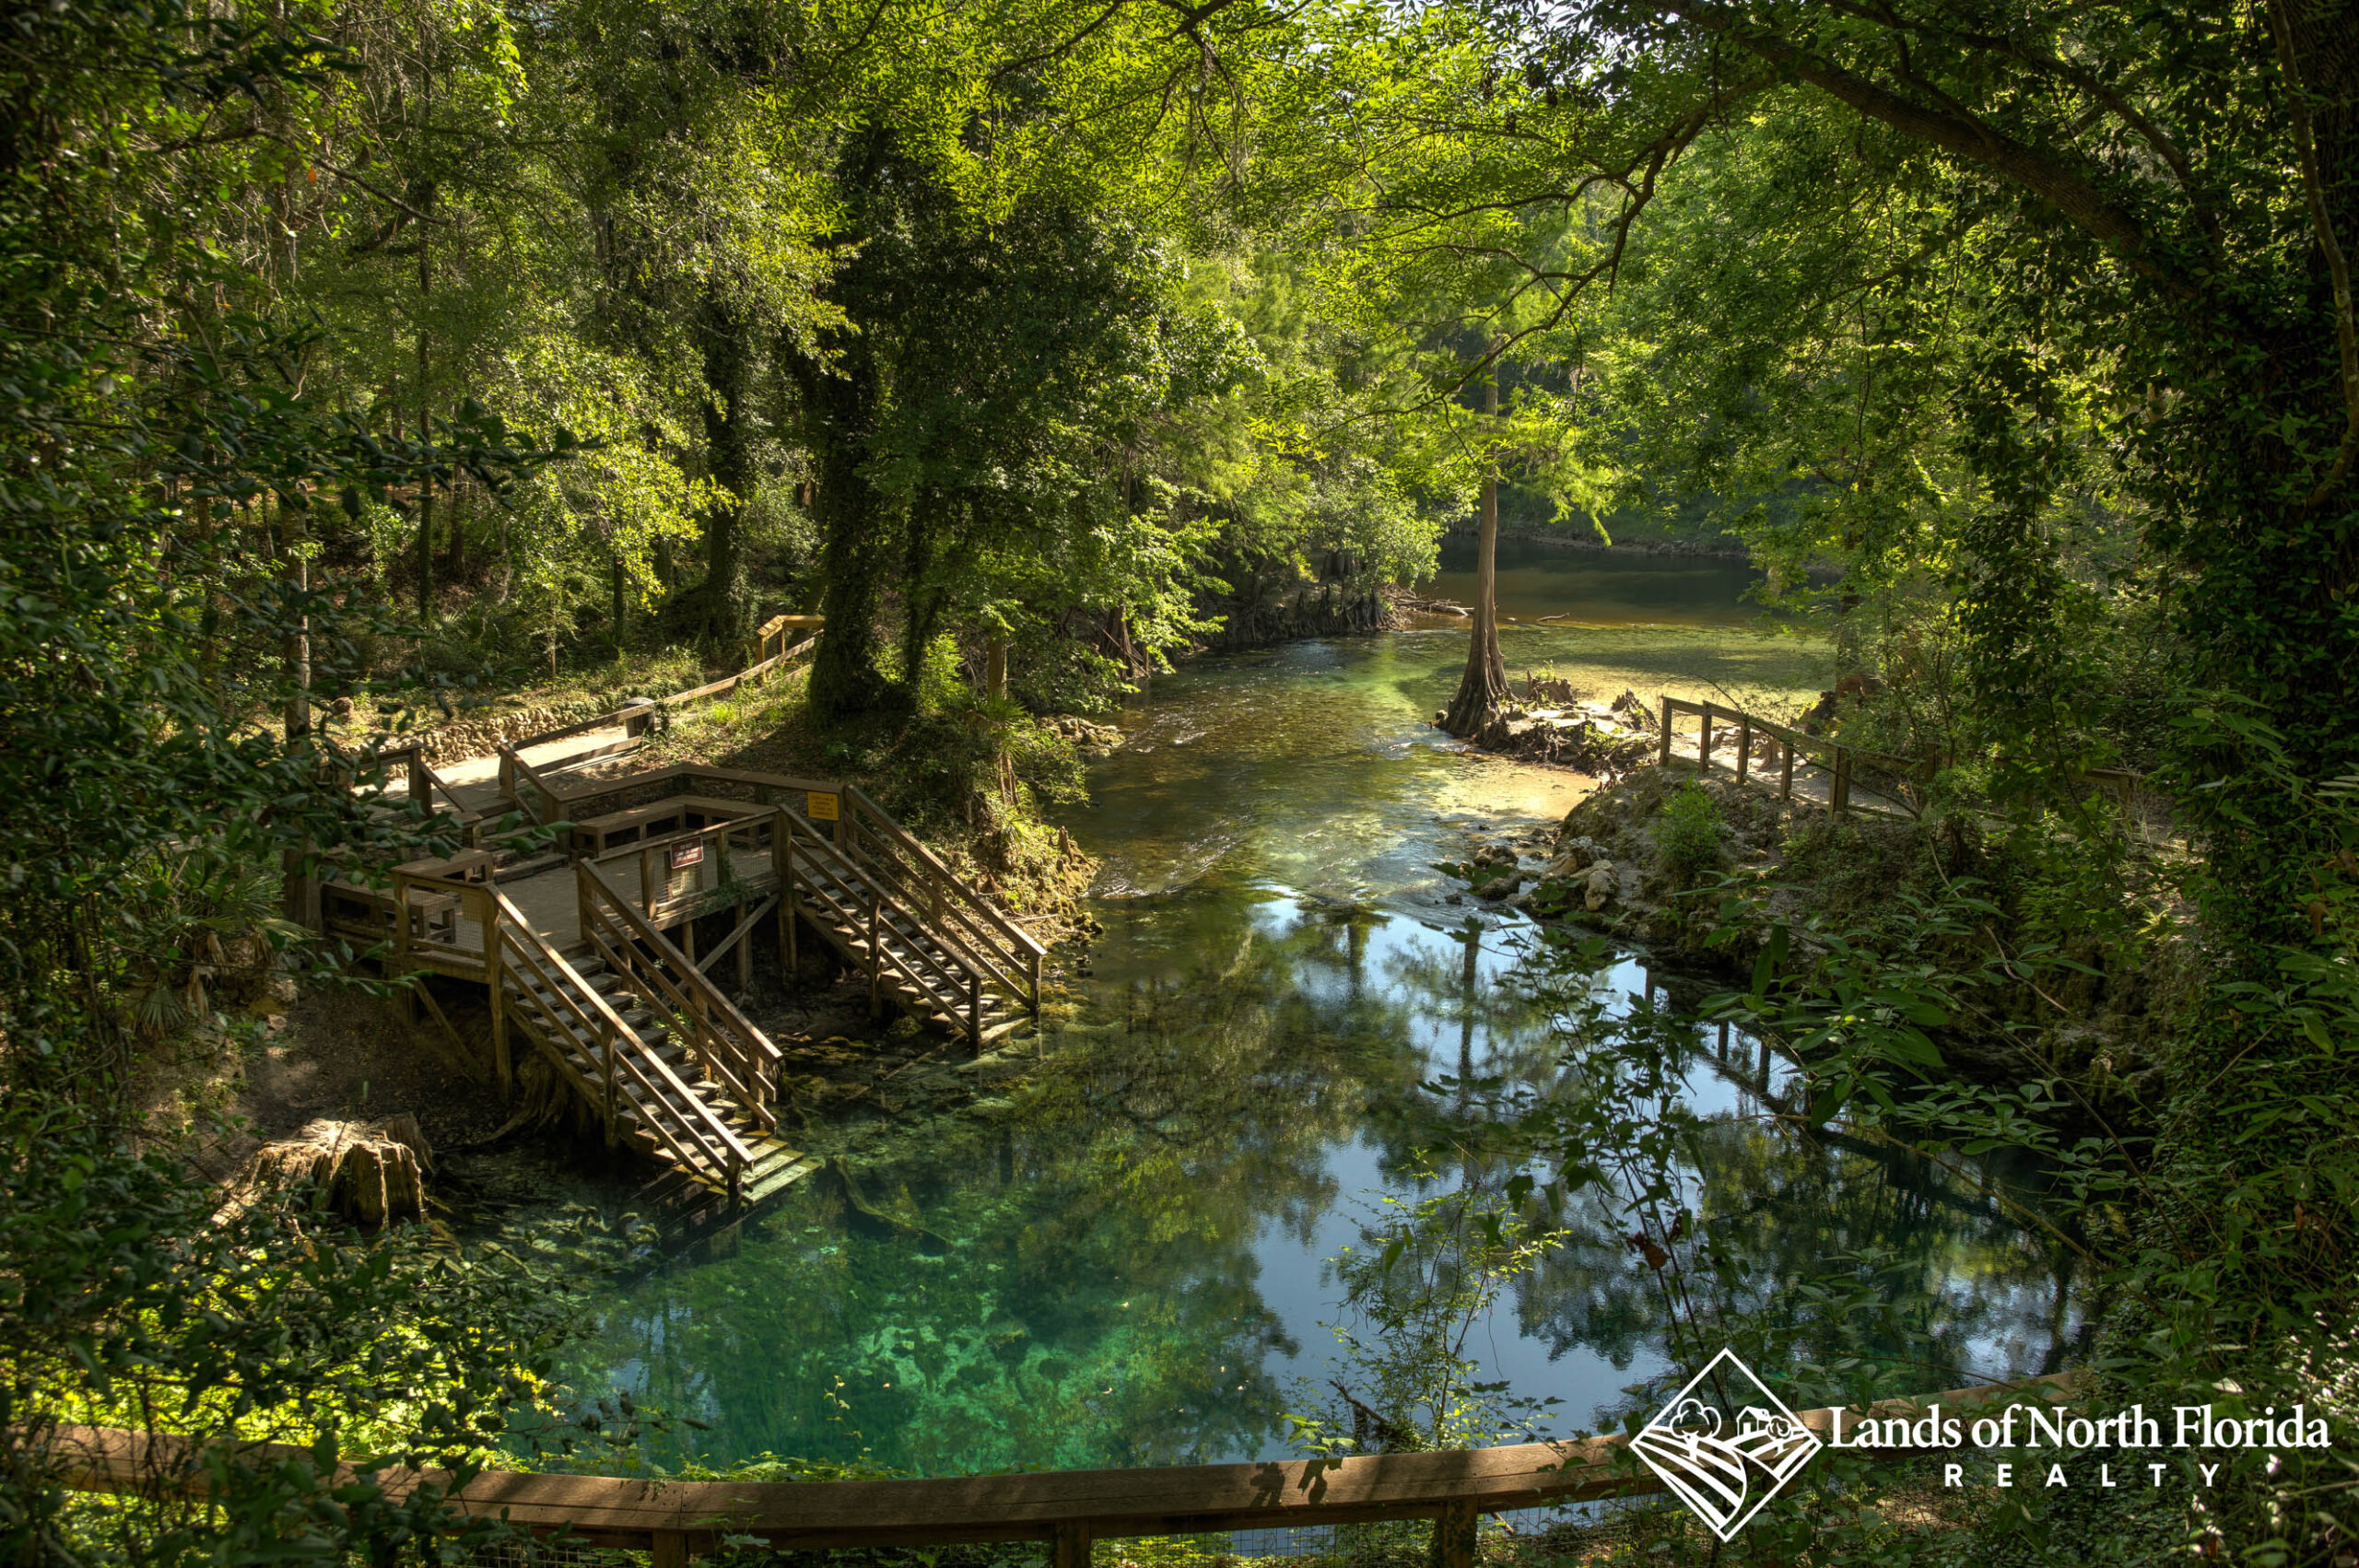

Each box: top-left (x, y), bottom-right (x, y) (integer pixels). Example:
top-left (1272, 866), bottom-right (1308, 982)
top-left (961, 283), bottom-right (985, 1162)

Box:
top-left (522, 544), bottom-right (2083, 1478)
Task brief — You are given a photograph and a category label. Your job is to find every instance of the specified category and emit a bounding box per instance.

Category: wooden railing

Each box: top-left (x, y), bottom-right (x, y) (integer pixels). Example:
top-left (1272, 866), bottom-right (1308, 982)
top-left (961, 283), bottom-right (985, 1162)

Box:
top-left (780, 810), bottom-right (996, 1039)
top-left (840, 784), bottom-right (1046, 1015)
top-left (1658, 696), bottom-right (1926, 816)
top-left (1656, 694), bottom-right (2164, 827)
top-left (749, 613), bottom-right (823, 671)
top-left (497, 743), bottom-right (566, 826)
top-left (577, 859), bottom-right (781, 1136)
top-left (494, 889), bottom-right (755, 1199)
top-left (376, 743), bottom-right (483, 841)
top-left (668, 628), bottom-right (822, 706)
top-left (388, 870), bottom-right (496, 979)
top-left (45, 1374), bottom-right (2079, 1563)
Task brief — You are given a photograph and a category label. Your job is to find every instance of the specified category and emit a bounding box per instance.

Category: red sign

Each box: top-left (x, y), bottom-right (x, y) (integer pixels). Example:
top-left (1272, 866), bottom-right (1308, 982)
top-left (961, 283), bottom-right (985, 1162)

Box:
top-left (668, 839), bottom-right (705, 872)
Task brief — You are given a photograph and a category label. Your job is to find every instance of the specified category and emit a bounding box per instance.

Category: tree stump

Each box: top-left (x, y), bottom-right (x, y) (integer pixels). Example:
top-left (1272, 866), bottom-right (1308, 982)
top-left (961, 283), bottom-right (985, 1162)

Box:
top-left (239, 1116), bottom-right (433, 1224)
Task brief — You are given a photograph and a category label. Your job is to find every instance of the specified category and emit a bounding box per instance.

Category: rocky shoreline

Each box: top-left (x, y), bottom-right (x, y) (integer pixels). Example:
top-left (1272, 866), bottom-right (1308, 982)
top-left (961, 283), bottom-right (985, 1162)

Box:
top-left (1436, 676), bottom-right (1661, 774)
top-left (1441, 766), bottom-right (2170, 1128)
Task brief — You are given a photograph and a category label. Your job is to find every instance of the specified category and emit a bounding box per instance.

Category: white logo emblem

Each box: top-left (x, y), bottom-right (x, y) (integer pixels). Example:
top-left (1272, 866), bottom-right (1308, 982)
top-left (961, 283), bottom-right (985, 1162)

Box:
top-left (1631, 1349), bottom-right (1823, 1539)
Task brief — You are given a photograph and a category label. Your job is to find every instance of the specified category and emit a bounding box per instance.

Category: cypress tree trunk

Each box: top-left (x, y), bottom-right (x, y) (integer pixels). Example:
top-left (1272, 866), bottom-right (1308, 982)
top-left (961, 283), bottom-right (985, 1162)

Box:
top-left (1441, 357), bottom-right (1507, 737)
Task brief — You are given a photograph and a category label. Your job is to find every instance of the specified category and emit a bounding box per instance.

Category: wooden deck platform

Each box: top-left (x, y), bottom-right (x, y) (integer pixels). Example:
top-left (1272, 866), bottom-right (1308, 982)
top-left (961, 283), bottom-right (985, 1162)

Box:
top-left (323, 701), bottom-right (1046, 1208)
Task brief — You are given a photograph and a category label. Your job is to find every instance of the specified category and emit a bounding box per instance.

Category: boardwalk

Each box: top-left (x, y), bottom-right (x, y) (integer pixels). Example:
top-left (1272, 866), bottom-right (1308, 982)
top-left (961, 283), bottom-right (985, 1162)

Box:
top-left (323, 708), bottom-right (1044, 1203)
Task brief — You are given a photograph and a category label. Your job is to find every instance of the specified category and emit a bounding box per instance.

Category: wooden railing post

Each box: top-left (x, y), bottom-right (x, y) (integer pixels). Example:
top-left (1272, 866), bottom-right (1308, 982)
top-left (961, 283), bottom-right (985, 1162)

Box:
top-left (1832, 748), bottom-right (1853, 815)
top-left (1736, 715), bottom-right (1753, 782)
top-left (868, 887), bottom-right (884, 1015)
top-left (1698, 705), bottom-right (1714, 770)
top-left (602, 1021), bottom-right (617, 1145)
top-left (1781, 736), bottom-right (1796, 801)
top-left (1657, 695), bottom-right (1672, 766)
top-left (1429, 1499), bottom-right (1477, 1568)
top-left (393, 872), bottom-right (413, 971)
top-left (969, 971), bottom-right (983, 1052)
top-left (780, 820), bottom-right (798, 971)
top-left (1052, 1521), bottom-right (1091, 1568)
top-left (487, 899), bottom-right (511, 1094)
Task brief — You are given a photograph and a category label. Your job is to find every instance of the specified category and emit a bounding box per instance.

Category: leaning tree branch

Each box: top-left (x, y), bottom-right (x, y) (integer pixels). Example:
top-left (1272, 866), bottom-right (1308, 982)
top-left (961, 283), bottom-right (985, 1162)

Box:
top-left (2267, 0), bottom-right (2359, 508)
top-left (1681, 11), bottom-right (2199, 300)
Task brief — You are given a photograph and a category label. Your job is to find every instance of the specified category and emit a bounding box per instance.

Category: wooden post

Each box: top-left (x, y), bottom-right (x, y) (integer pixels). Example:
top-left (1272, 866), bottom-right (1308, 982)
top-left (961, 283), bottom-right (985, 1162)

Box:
top-left (1832, 748), bottom-right (1852, 815)
top-left (602, 1023), bottom-right (616, 1145)
top-left (969, 971), bottom-right (983, 1054)
top-left (486, 898), bottom-right (511, 1094)
top-left (1657, 696), bottom-right (1672, 766)
top-left (869, 891), bottom-right (883, 1016)
top-left (640, 846), bottom-right (655, 916)
top-left (393, 872), bottom-right (413, 972)
top-left (1052, 1522), bottom-right (1091, 1568)
top-left (1698, 706), bottom-right (1714, 770)
top-left (735, 913), bottom-right (752, 995)
top-left (409, 751), bottom-right (431, 808)
top-left (651, 1531), bottom-right (689, 1568)
top-left (1027, 947), bottom-right (1042, 1015)
top-left (1428, 1500), bottom-right (1477, 1568)
top-left (1736, 716), bottom-right (1753, 782)
top-left (781, 831), bottom-right (799, 972)
top-left (1781, 736), bottom-right (1796, 801)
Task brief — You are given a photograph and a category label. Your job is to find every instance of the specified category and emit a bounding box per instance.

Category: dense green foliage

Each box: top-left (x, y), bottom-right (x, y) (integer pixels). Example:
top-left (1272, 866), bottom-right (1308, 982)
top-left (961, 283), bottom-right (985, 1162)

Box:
top-left (5, 0), bottom-right (2356, 1559)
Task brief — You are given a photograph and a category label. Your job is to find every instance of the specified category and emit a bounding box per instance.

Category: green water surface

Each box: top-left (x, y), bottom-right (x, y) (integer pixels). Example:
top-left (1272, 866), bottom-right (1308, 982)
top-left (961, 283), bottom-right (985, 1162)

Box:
top-left (522, 556), bottom-right (2079, 1478)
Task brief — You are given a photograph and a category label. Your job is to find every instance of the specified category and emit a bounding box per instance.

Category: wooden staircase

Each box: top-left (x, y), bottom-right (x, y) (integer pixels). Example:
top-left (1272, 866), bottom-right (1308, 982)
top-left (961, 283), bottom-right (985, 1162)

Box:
top-left (491, 884), bottom-right (802, 1203)
top-left (779, 785), bottom-right (1046, 1048)
top-left (341, 766), bottom-right (1042, 1203)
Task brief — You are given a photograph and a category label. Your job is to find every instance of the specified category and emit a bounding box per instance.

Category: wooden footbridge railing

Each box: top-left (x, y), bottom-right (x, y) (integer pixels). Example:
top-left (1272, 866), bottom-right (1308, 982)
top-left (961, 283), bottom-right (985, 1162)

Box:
top-left (1658, 695), bottom-right (1925, 816)
top-left (46, 1374), bottom-right (2078, 1563)
top-left (495, 887), bottom-right (763, 1201)
top-left (1656, 694), bottom-right (2158, 825)
top-left (780, 785), bottom-right (1047, 1044)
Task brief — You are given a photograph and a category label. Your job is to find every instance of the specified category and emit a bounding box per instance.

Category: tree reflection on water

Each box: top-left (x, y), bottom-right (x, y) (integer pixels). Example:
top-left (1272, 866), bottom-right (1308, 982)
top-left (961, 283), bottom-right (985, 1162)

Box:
top-left (547, 895), bottom-right (2083, 1475)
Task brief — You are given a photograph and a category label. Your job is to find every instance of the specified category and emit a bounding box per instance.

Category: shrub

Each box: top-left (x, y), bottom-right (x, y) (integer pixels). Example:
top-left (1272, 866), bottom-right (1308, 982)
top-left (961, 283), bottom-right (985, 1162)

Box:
top-left (1654, 783), bottom-right (1724, 886)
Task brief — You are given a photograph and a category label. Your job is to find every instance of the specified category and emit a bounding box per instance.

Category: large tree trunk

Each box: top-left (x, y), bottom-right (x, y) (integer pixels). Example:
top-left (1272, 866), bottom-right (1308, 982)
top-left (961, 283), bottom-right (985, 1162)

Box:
top-left (1440, 359), bottom-right (1506, 738)
top-left (799, 331), bottom-right (896, 719)
top-left (898, 488), bottom-right (945, 693)
top-left (693, 292), bottom-right (754, 651)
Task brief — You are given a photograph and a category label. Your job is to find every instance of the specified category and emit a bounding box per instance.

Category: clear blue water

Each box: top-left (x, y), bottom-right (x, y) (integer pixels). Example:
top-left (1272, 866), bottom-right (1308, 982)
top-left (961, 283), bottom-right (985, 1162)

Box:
top-left (515, 558), bottom-right (2080, 1477)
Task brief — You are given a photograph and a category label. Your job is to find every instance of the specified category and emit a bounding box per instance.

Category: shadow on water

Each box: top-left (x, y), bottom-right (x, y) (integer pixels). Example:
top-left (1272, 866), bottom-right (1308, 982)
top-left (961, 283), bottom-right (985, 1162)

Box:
top-left (514, 556), bottom-right (2082, 1476)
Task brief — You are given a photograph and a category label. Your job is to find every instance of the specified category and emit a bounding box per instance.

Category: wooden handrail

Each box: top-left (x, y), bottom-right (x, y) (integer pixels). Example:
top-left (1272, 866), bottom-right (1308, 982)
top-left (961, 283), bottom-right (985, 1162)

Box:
top-left (670, 630), bottom-right (822, 705)
top-left (827, 817), bottom-right (1028, 1007)
top-left (498, 929), bottom-right (738, 1180)
top-left (44, 1373), bottom-right (2082, 1558)
top-left (494, 889), bottom-right (754, 1185)
top-left (499, 743), bottom-right (563, 825)
top-left (839, 786), bottom-right (1043, 1018)
top-left (846, 785), bottom-right (1049, 963)
top-left (782, 817), bottom-right (980, 1022)
top-left (578, 860), bottom-right (780, 1106)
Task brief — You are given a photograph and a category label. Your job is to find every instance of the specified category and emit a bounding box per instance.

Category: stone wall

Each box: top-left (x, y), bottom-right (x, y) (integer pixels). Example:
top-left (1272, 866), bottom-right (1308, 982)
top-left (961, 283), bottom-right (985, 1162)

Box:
top-left (412, 698), bottom-right (612, 765)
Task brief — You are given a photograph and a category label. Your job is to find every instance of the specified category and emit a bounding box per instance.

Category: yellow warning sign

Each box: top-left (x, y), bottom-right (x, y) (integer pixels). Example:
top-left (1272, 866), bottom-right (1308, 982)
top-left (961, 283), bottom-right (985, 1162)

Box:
top-left (806, 790), bottom-right (840, 822)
